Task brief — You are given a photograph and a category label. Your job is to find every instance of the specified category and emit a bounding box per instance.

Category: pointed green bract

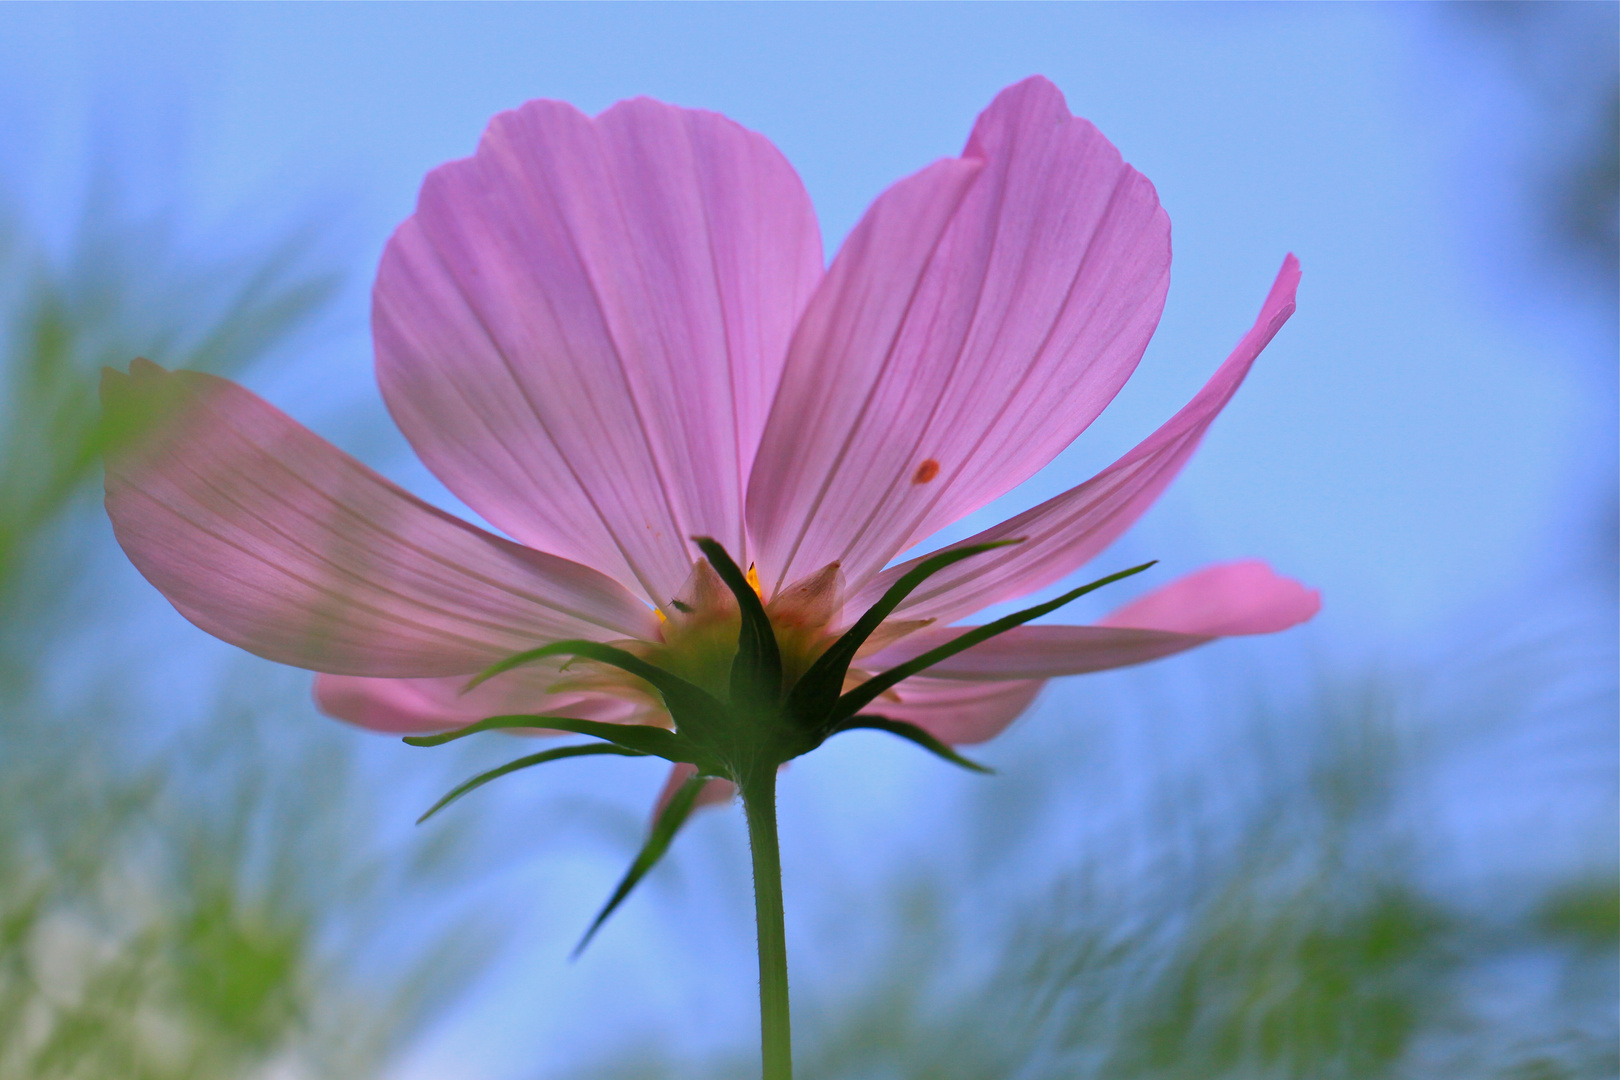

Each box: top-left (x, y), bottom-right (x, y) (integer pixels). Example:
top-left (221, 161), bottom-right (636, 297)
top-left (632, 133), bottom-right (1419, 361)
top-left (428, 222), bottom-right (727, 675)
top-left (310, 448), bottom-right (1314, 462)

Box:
top-left (785, 540), bottom-right (1022, 726)
top-left (402, 714), bottom-right (690, 761)
top-left (574, 773), bottom-right (711, 958)
top-left (417, 743), bottom-right (647, 824)
top-left (693, 536), bottom-right (782, 708)
top-left (836, 715), bottom-right (994, 774)
top-left (832, 561), bottom-right (1157, 723)
top-left (462, 638), bottom-right (726, 726)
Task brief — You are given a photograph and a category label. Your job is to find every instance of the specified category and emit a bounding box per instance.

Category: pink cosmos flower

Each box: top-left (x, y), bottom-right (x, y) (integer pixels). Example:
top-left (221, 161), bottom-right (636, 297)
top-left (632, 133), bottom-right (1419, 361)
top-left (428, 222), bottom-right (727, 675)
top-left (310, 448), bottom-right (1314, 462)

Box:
top-left (103, 77), bottom-right (1317, 816)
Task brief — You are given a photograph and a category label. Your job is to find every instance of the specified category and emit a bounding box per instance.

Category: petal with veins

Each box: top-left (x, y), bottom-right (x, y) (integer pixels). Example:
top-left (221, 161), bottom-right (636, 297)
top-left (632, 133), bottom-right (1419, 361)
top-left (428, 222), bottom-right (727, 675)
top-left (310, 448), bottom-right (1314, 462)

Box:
top-left (860, 561), bottom-right (1317, 682)
top-left (864, 623), bottom-right (1203, 681)
top-left (851, 255), bottom-right (1300, 624)
top-left (749, 76), bottom-right (1170, 596)
top-left (314, 672), bottom-right (647, 734)
top-left (104, 361), bottom-right (659, 678)
top-left (1099, 559), bottom-right (1321, 636)
top-left (377, 97), bottom-right (823, 604)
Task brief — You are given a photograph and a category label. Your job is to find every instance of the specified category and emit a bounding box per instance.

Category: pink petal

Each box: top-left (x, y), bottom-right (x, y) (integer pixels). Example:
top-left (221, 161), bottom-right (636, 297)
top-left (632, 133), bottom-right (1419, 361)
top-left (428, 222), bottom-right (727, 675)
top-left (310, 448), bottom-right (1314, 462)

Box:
top-left (651, 762), bottom-right (737, 821)
top-left (863, 623), bottom-right (1206, 680)
top-left (1098, 559), bottom-right (1321, 636)
top-left (748, 76), bottom-right (1170, 597)
top-left (313, 671), bottom-right (645, 734)
top-left (104, 361), bottom-right (660, 678)
top-left (851, 254), bottom-right (1300, 624)
top-left (857, 563), bottom-right (1317, 683)
top-left (865, 676), bottom-right (1046, 746)
top-left (376, 97), bottom-right (823, 606)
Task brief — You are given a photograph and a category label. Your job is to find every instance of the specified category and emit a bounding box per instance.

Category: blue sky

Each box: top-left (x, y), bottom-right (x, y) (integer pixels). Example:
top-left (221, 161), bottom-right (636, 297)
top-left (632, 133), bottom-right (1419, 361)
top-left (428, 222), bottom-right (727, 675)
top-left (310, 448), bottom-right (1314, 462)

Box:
top-left (2, 4), bottom-right (1612, 1076)
top-left (5, 2), bottom-right (1605, 637)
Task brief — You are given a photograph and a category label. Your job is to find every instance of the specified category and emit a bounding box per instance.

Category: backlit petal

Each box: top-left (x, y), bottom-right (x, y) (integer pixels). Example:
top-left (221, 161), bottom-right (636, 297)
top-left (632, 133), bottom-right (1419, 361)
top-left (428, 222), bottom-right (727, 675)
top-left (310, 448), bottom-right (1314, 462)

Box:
top-left (313, 671), bottom-right (646, 734)
top-left (864, 623), bottom-right (1204, 680)
top-left (858, 562), bottom-right (1317, 683)
top-left (867, 676), bottom-right (1045, 747)
top-left (852, 255), bottom-right (1300, 624)
top-left (1098, 559), bottom-right (1320, 636)
top-left (104, 361), bottom-right (659, 678)
top-left (377, 97), bottom-right (823, 604)
top-left (749, 76), bottom-right (1170, 596)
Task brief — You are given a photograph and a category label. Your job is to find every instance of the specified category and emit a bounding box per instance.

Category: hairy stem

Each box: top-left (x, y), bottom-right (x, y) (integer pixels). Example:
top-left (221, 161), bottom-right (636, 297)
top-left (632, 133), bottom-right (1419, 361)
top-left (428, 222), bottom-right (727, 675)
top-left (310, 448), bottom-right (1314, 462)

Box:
top-left (740, 762), bottom-right (792, 1080)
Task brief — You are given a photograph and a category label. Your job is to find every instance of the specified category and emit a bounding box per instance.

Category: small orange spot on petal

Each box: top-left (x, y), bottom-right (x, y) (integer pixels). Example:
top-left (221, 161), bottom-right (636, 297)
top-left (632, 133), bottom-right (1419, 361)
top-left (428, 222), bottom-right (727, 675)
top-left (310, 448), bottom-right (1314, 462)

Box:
top-left (912, 459), bottom-right (940, 484)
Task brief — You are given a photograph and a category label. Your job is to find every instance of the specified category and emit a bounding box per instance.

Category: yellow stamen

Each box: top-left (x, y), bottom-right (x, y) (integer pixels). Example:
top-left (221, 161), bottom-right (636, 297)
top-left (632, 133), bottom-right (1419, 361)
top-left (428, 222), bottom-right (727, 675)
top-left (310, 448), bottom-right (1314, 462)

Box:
top-left (746, 563), bottom-right (763, 600)
top-left (655, 607), bottom-right (668, 624)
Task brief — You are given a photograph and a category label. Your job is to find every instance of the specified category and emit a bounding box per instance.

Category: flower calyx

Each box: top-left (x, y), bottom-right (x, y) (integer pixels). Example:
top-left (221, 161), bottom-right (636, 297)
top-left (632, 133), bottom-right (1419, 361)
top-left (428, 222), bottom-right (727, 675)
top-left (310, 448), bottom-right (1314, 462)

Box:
top-left (427, 537), bottom-right (1157, 783)
top-left (403, 537), bottom-right (1156, 952)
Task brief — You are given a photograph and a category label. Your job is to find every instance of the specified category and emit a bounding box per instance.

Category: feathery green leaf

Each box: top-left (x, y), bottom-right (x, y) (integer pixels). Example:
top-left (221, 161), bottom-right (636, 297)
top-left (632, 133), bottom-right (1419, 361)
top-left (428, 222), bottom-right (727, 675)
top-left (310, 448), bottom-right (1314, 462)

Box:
top-left (785, 540), bottom-right (1022, 725)
top-left (402, 715), bottom-right (688, 761)
top-left (462, 640), bottom-right (725, 725)
top-left (837, 716), bottom-right (993, 774)
top-left (693, 536), bottom-right (782, 709)
top-left (833, 561), bottom-right (1157, 724)
top-left (573, 773), bottom-right (710, 958)
top-left (416, 744), bottom-right (647, 824)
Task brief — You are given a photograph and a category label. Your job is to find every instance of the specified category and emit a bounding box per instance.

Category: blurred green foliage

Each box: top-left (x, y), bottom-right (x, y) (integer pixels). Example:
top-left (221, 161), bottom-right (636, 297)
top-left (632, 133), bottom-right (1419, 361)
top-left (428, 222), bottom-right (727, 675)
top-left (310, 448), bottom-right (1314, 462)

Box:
top-left (1538, 882), bottom-right (1620, 948)
top-left (0, 171), bottom-right (339, 610)
top-left (579, 678), bottom-right (1616, 1080)
top-left (3, 14), bottom-right (1614, 1075)
top-left (0, 168), bottom-right (482, 1078)
top-left (573, 12), bottom-right (1619, 1075)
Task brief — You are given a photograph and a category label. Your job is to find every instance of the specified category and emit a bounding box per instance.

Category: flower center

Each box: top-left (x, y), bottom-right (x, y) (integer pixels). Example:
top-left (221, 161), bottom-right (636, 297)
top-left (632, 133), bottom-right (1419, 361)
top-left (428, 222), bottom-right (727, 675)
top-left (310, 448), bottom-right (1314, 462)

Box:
top-left (550, 557), bottom-right (915, 727)
top-left (645, 559), bottom-right (843, 701)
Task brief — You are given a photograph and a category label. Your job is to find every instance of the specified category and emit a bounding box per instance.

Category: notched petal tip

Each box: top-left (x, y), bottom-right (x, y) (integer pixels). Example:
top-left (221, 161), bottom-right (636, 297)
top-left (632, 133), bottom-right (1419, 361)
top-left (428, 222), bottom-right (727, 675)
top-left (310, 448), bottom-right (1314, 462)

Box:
top-left (98, 359), bottom-right (218, 469)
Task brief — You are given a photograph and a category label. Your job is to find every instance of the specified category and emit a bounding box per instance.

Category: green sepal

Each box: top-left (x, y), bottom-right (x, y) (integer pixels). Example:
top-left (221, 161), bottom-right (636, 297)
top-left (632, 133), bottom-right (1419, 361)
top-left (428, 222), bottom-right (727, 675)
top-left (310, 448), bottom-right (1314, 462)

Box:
top-left (832, 560), bottom-right (1157, 724)
top-left (836, 715), bottom-right (993, 774)
top-left (573, 773), bottom-right (711, 958)
top-left (784, 539), bottom-right (1023, 726)
top-left (402, 714), bottom-right (690, 761)
top-left (692, 536), bottom-right (782, 709)
top-left (416, 743), bottom-right (647, 824)
top-left (462, 639), bottom-right (726, 725)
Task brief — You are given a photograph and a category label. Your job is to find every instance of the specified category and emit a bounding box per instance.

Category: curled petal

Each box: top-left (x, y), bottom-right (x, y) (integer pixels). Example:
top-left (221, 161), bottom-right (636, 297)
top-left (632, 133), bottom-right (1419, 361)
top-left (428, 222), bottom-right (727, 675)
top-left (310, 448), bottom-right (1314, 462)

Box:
top-left (104, 361), bottom-right (659, 678)
top-left (313, 671), bottom-right (647, 735)
top-left (377, 97), bottom-right (824, 604)
top-left (852, 255), bottom-right (1300, 624)
top-left (750, 76), bottom-right (1170, 595)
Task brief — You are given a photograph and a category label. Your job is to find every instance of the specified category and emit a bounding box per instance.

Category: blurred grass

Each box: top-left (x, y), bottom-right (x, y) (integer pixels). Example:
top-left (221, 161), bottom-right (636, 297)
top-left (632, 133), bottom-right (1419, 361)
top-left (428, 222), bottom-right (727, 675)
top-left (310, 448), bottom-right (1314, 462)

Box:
top-left (0, 159), bottom-right (486, 1078)
top-left (577, 665), bottom-right (1616, 1080)
top-left (1, 11), bottom-right (1613, 1077)
top-left (0, 166), bottom-right (340, 614)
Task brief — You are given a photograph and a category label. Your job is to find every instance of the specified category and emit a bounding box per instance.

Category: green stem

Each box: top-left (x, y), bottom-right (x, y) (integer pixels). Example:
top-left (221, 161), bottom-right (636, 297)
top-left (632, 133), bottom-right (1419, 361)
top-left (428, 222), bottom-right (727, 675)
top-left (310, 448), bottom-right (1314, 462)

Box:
top-left (740, 762), bottom-right (792, 1080)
